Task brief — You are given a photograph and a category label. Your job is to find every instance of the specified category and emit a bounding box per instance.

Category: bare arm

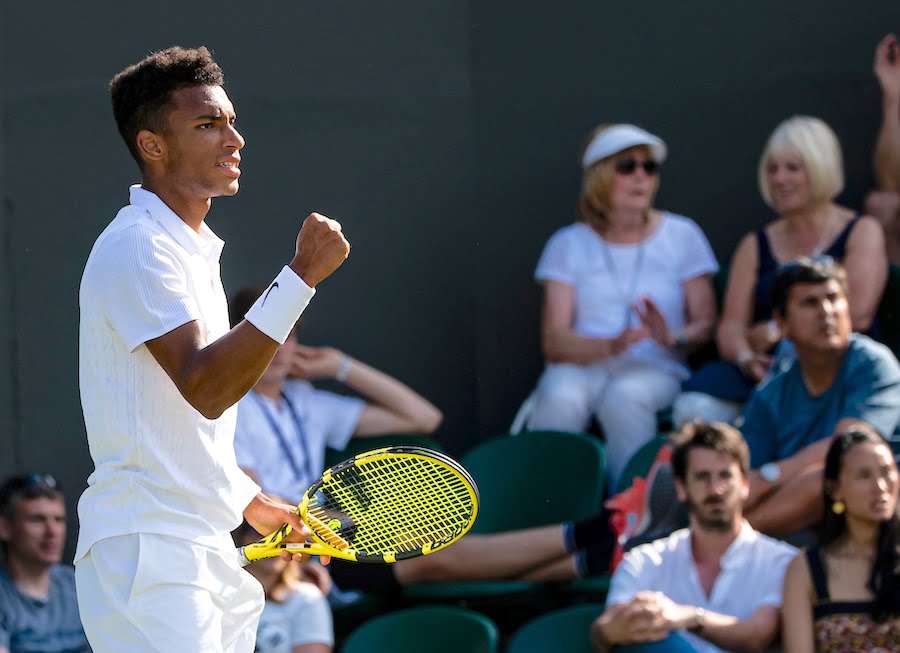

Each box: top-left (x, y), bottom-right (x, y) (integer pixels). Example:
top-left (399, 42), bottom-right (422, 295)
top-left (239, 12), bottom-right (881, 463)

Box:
top-left (146, 214), bottom-right (349, 419)
top-left (541, 280), bottom-right (630, 364)
top-left (593, 593), bottom-right (779, 653)
top-left (693, 604), bottom-right (780, 653)
top-left (842, 215), bottom-right (888, 331)
top-left (289, 345), bottom-right (443, 435)
top-left (874, 34), bottom-right (900, 191)
top-left (590, 602), bottom-right (668, 653)
top-left (717, 233), bottom-right (771, 379)
top-left (679, 273), bottom-right (717, 347)
top-left (747, 418), bottom-right (868, 507)
top-left (782, 553), bottom-right (816, 653)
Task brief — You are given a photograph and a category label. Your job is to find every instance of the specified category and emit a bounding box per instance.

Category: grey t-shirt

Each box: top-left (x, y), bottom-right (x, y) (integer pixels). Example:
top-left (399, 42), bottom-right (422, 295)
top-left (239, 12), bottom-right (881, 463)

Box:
top-left (0, 566), bottom-right (91, 653)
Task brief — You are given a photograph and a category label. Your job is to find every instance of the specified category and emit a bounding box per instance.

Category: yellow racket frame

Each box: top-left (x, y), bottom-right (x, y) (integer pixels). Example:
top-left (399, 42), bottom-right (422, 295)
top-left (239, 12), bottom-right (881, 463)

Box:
top-left (237, 446), bottom-right (479, 566)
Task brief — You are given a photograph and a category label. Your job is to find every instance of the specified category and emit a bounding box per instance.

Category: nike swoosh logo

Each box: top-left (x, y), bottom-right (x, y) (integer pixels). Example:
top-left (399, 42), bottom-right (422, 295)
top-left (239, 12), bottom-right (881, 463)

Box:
top-left (261, 282), bottom-right (279, 308)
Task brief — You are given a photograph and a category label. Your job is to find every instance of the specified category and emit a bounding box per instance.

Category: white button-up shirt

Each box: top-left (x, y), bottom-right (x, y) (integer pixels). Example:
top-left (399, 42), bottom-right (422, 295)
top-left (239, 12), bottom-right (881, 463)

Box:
top-left (606, 521), bottom-right (797, 653)
top-left (76, 186), bottom-right (259, 561)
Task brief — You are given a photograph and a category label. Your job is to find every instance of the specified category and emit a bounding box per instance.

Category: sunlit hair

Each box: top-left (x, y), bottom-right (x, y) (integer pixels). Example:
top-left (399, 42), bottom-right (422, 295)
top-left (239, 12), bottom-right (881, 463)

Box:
top-left (576, 125), bottom-right (658, 232)
top-left (821, 429), bottom-right (900, 619)
top-left (670, 420), bottom-right (749, 481)
top-left (110, 46), bottom-right (224, 169)
top-left (757, 115), bottom-right (844, 210)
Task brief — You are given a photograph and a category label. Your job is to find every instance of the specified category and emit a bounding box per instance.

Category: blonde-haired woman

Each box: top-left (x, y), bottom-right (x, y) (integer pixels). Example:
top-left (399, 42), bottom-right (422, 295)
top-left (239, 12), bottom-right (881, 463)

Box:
top-left (675, 116), bottom-right (888, 427)
top-left (526, 123), bottom-right (718, 487)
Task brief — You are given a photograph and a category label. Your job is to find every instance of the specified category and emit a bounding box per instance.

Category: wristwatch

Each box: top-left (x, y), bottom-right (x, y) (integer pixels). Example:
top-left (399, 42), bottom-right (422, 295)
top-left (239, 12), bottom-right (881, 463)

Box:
top-left (690, 607), bottom-right (706, 632)
top-left (759, 462), bottom-right (782, 485)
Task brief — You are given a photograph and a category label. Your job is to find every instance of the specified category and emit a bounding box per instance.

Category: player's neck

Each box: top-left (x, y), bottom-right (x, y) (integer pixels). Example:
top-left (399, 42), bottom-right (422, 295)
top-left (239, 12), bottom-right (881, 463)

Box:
top-left (5, 556), bottom-right (52, 600)
top-left (140, 179), bottom-right (211, 233)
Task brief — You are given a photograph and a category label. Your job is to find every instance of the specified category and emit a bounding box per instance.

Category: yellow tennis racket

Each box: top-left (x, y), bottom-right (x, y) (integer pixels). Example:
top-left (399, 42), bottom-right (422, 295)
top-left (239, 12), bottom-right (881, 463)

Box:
top-left (237, 445), bottom-right (479, 566)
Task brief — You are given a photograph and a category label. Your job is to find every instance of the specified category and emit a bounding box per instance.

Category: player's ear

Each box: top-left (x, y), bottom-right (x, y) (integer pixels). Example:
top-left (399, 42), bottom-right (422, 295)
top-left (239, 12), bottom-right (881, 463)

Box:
top-left (0, 516), bottom-right (12, 543)
top-left (136, 129), bottom-right (166, 163)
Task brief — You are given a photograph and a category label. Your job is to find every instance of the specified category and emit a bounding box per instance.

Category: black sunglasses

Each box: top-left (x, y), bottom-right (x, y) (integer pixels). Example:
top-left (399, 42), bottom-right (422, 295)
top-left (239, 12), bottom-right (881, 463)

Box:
top-left (615, 158), bottom-right (659, 175)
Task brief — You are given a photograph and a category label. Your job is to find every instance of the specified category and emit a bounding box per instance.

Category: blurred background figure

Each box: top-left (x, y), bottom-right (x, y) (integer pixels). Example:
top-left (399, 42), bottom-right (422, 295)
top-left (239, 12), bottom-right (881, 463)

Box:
top-left (229, 285), bottom-right (443, 505)
top-left (233, 520), bottom-right (333, 653)
top-left (781, 429), bottom-right (900, 652)
top-left (0, 474), bottom-right (91, 653)
top-left (524, 123), bottom-right (718, 487)
top-left (676, 115), bottom-right (887, 427)
top-left (866, 33), bottom-right (900, 264)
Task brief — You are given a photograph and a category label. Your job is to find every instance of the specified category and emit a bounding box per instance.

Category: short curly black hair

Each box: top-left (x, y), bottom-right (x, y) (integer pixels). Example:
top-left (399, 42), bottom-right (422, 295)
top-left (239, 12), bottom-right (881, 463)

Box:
top-left (110, 45), bottom-right (224, 168)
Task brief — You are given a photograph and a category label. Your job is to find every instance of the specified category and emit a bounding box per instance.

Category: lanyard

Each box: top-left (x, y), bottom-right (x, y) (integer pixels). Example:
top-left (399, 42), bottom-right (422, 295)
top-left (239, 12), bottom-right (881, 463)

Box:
top-left (250, 390), bottom-right (316, 491)
top-left (599, 236), bottom-right (646, 330)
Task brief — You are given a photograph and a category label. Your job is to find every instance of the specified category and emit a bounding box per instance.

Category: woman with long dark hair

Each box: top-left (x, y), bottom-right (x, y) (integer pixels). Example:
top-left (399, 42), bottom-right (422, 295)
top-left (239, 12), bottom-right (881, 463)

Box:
top-left (782, 429), bottom-right (900, 651)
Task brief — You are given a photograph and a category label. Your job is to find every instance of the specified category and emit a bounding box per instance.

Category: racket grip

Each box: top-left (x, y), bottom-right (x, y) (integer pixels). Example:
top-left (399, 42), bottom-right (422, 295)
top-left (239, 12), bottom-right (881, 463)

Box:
top-left (236, 546), bottom-right (252, 568)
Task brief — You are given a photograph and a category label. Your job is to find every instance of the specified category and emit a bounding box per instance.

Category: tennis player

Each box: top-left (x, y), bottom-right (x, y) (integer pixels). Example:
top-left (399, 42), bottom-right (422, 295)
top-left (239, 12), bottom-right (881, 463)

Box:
top-left (74, 46), bottom-right (349, 652)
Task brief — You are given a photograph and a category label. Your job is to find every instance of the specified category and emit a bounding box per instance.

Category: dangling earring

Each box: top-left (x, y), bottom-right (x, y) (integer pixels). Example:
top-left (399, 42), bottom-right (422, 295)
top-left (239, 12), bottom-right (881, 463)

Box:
top-left (832, 501), bottom-right (845, 515)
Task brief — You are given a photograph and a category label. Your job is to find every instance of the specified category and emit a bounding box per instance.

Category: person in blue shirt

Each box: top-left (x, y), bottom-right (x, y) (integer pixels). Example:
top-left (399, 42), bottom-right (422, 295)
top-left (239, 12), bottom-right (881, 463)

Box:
top-left (738, 256), bottom-right (900, 538)
top-left (0, 474), bottom-right (91, 653)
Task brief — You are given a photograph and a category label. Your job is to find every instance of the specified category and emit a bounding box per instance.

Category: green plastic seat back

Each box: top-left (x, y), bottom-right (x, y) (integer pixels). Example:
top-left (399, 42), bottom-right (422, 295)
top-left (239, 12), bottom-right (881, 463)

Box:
top-left (506, 603), bottom-right (605, 653)
top-left (324, 434), bottom-right (442, 470)
top-left (341, 605), bottom-right (499, 653)
top-left (616, 434), bottom-right (667, 494)
top-left (462, 430), bottom-right (606, 534)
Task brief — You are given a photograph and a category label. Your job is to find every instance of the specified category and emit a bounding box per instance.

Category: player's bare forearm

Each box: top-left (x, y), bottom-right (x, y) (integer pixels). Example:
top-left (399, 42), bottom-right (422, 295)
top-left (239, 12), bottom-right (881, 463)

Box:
top-left (146, 319), bottom-right (281, 419)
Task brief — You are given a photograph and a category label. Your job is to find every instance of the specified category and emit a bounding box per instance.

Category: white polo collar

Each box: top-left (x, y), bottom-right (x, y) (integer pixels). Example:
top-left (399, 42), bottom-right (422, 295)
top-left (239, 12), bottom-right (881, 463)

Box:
top-left (686, 519), bottom-right (757, 569)
top-left (129, 185), bottom-right (224, 260)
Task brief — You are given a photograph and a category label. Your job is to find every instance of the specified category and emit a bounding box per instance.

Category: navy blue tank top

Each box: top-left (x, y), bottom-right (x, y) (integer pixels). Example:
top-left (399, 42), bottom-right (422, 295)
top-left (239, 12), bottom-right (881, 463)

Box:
top-left (752, 215), bottom-right (862, 323)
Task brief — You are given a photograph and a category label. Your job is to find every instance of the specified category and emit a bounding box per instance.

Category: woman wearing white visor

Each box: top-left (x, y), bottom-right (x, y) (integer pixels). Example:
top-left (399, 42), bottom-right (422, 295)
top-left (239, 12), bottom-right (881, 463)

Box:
top-left (526, 123), bottom-right (718, 488)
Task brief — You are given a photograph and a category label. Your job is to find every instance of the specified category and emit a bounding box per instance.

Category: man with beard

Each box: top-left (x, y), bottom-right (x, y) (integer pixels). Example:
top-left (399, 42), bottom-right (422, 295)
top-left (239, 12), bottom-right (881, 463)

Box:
top-left (590, 421), bottom-right (796, 653)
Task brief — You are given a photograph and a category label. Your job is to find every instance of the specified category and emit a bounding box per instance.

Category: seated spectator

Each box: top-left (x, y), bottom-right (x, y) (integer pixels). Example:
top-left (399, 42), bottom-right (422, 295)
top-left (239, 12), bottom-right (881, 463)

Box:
top-left (233, 520), bottom-right (333, 653)
top-left (675, 116), bottom-right (888, 427)
top-left (229, 285), bottom-right (620, 594)
top-left (0, 474), bottom-right (91, 653)
top-left (589, 421), bottom-right (796, 653)
top-left (739, 257), bottom-right (900, 538)
top-left (782, 429), bottom-right (900, 652)
top-left (228, 285), bottom-right (443, 504)
top-left (525, 123), bottom-right (718, 487)
top-left (866, 34), bottom-right (900, 264)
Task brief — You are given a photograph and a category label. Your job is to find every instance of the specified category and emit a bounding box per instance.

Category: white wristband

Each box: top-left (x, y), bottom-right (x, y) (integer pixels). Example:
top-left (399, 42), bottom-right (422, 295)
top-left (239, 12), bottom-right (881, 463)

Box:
top-left (335, 356), bottom-right (353, 382)
top-left (244, 266), bottom-right (315, 344)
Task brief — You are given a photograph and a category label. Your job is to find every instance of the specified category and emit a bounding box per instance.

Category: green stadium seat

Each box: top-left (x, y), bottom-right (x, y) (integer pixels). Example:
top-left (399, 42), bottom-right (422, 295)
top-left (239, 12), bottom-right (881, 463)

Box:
top-left (465, 430), bottom-right (606, 533)
top-left (323, 434), bottom-right (442, 470)
top-left (340, 605), bottom-right (499, 653)
top-left (506, 603), bottom-right (605, 653)
top-left (402, 430), bottom-right (606, 606)
top-left (616, 434), bottom-right (668, 495)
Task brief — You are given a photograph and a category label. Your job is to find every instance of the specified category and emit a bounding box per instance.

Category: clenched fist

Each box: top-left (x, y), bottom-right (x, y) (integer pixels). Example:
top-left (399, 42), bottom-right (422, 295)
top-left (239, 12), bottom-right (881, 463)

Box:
top-left (289, 213), bottom-right (350, 287)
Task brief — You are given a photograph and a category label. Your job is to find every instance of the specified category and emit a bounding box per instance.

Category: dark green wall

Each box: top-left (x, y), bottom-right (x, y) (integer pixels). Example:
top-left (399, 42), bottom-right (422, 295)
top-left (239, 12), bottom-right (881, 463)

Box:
top-left (0, 1), bottom-right (897, 558)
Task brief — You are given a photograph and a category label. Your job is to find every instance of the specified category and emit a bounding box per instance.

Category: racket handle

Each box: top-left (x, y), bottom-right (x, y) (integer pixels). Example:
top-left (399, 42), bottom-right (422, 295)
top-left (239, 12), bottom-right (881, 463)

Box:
top-left (236, 546), bottom-right (252, 568)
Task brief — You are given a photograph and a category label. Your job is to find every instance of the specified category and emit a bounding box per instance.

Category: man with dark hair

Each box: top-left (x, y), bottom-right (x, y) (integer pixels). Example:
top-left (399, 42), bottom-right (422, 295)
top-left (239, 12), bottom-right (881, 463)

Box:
top-left (590, 422), bottom-right (796, 653)
top-left (76, 46), bottom-right (349, 651)
top-left (738, 256), bottom-right (900, 537)
top-left (0, 474), bottom-right (90, 653)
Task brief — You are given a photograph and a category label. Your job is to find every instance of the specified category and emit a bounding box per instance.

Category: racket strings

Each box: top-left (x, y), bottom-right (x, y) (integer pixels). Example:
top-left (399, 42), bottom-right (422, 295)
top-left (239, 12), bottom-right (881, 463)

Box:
top-left (308, 455), bottom-right (476, 555)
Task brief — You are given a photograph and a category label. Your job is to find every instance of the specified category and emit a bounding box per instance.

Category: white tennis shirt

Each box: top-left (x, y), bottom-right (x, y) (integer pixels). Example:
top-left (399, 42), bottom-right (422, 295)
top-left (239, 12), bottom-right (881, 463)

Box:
top-left (75, 185), bottom-right (260, 562)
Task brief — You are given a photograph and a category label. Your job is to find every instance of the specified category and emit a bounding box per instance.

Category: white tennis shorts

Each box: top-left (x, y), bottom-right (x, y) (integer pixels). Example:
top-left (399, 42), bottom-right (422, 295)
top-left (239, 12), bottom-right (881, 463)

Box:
top-left (75, 532), bottom-right (264, 653)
